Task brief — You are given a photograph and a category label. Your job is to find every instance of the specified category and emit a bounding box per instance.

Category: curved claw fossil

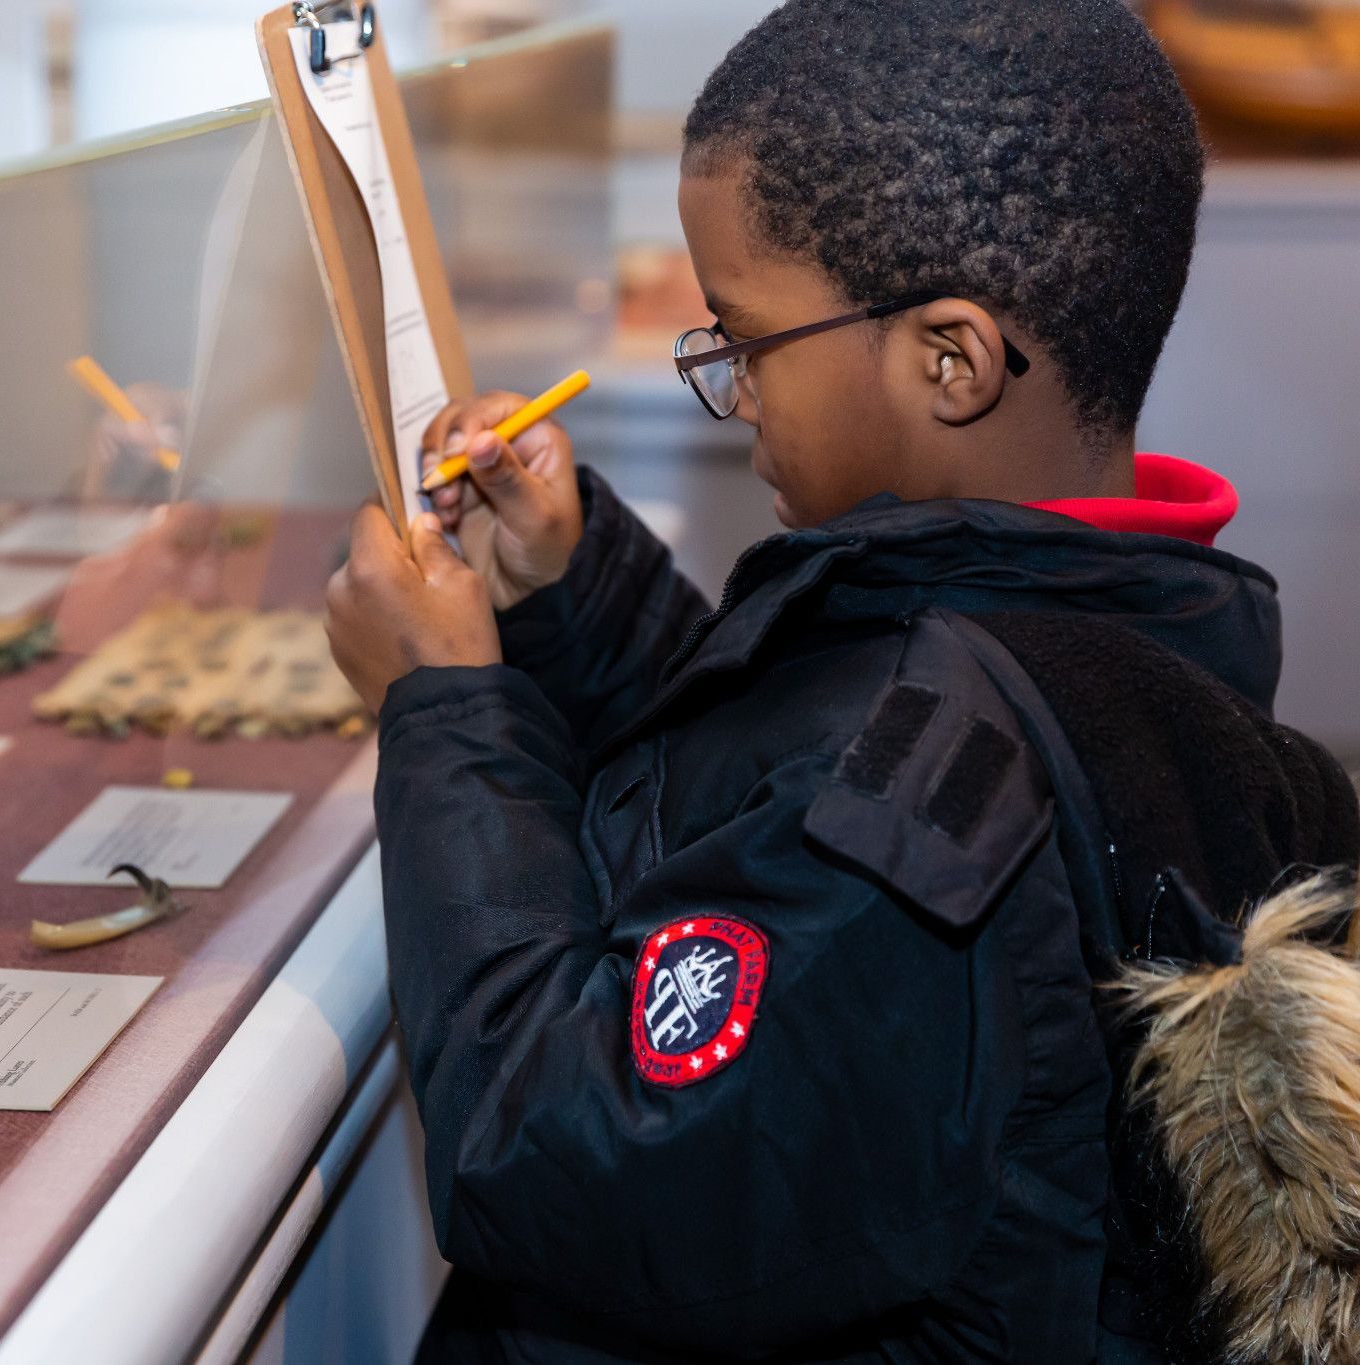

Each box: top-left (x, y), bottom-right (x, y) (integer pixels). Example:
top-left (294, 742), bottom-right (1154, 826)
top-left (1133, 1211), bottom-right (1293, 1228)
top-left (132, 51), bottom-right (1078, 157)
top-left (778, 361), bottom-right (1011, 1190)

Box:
top-left (30, 863), bottom-right (190, 951)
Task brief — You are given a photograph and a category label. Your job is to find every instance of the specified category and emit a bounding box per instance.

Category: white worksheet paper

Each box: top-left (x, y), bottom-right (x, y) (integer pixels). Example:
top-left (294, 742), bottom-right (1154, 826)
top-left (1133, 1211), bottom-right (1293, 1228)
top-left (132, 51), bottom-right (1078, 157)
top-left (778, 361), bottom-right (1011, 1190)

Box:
top-left (19, 787), bottom-right (293, 889)
top-left (0, 969), bottom-right (162, 1111)
top-left (0, 507), bottom-right (152, 559)
top-left (0, 564), bottom-right (69, 617)
top-left (289, 20), bottom-right (449, 525)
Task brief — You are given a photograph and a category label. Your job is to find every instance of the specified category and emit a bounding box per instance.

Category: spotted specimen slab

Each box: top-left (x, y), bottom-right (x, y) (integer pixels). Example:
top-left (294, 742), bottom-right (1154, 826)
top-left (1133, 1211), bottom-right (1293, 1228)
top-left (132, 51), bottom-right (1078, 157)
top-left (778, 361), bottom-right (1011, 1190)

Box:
top-left (32, 603), bottom-right (365, 739)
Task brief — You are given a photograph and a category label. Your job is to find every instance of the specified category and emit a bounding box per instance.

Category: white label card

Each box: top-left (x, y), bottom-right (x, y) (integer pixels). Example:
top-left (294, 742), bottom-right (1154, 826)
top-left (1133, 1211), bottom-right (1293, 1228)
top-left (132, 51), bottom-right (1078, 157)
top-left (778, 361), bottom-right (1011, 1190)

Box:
top-left (19, 787), bottom-right (293, 889)
top-left (0, 508), bottom-right (152, 560)
top-left (0, 969), bottom-right (162, 1111)
top-left (0, 564), bottom-right (69, 618)
top-left (288, 20), bottom-right (449, 526)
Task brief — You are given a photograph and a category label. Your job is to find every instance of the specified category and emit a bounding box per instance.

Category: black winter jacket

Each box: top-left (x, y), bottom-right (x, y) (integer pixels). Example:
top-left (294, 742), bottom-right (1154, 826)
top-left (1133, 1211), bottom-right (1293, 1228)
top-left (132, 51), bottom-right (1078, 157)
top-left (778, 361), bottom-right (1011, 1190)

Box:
top-left (377, 470), bottom-right (1357, 1364)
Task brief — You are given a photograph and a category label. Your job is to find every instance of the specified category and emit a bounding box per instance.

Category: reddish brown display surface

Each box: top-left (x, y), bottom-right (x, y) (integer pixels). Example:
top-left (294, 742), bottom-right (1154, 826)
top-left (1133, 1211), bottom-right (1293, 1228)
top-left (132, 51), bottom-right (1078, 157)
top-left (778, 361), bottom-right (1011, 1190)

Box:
top-left (0, 506), bottom-right (378, 1334)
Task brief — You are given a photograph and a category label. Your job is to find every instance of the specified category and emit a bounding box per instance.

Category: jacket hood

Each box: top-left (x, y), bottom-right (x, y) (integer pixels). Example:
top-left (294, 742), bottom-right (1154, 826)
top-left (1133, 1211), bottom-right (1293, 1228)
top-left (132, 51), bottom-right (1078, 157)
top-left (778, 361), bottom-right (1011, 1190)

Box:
top-left (665, 493), bottom-right (1282, 716)
top-left (1115, 872), bottom-right (1360, 1365)
top-left (1027, 452), bottom-right (1239, 548)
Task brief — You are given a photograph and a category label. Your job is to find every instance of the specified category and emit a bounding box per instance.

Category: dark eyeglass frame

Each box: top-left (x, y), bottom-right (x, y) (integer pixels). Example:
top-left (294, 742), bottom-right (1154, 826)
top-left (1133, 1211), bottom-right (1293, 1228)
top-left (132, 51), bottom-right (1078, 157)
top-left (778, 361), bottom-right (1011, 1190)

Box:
top-left (673, 290), bottom-right (1031, 420)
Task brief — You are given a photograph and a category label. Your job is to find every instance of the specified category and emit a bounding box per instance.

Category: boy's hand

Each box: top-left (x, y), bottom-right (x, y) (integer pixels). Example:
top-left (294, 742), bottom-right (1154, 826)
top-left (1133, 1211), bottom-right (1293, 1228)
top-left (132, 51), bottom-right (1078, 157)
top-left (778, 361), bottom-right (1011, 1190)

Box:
top-left (325, 506), bottom-right (502, 714)
top-left (421, 391), bottom-right (583, 611)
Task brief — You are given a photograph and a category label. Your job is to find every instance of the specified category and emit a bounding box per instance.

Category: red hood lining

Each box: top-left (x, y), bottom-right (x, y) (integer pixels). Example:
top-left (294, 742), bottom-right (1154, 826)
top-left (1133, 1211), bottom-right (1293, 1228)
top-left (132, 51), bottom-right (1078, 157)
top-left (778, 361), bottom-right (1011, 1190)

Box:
top-left (1023, 453), bottom-right (1238, 548)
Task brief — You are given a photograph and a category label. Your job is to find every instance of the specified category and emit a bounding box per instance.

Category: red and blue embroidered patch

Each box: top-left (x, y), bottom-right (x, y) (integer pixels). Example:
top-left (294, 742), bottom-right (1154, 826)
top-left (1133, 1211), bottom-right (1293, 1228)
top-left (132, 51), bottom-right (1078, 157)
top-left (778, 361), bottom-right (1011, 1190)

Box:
top-left (630, 915), bottom-right (769, 1088)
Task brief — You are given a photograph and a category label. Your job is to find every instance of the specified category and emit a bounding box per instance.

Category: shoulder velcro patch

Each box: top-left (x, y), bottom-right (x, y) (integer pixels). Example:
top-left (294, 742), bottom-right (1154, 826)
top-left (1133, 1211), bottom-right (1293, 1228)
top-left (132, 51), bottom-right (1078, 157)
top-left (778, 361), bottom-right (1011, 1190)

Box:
top-left (836, 683), bottom-right (943, 797)
top-left (921, 716), bottom-right (1020, 844)
top-left (630, 915), bottom-right (769, 1088)
top-left (805, 612), bottom-right (1052, 929)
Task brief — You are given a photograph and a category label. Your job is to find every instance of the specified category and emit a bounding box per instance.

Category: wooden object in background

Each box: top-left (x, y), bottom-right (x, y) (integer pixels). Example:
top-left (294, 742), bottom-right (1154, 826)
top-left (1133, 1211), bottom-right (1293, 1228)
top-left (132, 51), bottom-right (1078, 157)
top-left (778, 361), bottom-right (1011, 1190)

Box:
top-left (1145, 1), bottom-right (1360, 144)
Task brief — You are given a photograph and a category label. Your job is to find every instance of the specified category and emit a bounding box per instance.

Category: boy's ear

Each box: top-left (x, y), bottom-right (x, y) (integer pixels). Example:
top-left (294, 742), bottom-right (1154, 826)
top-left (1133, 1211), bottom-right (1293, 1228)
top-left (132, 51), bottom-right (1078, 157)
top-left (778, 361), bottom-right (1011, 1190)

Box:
top-left (915, 298), bottom-right (1009, 426)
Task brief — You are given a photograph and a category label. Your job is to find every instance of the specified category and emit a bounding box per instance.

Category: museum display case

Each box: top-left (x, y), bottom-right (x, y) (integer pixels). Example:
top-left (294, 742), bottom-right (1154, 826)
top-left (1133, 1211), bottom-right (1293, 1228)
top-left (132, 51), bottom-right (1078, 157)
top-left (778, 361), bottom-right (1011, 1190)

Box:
top-left (0, 18), bottom-right (613, 1362)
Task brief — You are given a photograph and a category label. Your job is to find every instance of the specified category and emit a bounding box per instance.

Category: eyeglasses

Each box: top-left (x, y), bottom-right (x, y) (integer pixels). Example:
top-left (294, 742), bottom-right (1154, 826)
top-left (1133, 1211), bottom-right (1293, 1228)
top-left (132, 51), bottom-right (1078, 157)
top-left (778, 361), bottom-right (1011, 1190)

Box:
top-left (673, 290), bottom-right (1031, 421)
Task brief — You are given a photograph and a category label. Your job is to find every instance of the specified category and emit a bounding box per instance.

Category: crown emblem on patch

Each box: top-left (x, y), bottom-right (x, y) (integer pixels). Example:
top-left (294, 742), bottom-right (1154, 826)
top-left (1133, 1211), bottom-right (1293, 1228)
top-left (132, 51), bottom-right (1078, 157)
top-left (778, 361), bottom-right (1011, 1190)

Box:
top-left (667, 944), bottom-right (732, 1023)
top-left (629, 915), bottom-right (769, 1088)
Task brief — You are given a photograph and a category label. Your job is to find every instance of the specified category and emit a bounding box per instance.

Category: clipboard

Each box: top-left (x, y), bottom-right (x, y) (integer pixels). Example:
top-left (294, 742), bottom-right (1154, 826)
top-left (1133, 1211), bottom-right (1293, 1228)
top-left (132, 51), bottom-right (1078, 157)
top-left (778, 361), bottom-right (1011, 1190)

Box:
top-left (256, 2), bottom-right (473, 537)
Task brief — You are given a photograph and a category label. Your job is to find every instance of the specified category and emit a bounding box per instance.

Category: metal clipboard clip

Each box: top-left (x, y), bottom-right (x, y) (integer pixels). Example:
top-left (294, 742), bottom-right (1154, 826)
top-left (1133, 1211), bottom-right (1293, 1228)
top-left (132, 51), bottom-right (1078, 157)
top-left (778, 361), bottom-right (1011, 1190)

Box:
top-left (294, 2), bottom-right (376, 75)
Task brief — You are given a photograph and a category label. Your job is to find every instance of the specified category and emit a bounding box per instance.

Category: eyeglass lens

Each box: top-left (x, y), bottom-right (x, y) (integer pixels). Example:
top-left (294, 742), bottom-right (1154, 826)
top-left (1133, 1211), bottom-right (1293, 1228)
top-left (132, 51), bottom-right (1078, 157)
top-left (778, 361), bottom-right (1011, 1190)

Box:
top-left (678, 328), bottom-right (739, 418)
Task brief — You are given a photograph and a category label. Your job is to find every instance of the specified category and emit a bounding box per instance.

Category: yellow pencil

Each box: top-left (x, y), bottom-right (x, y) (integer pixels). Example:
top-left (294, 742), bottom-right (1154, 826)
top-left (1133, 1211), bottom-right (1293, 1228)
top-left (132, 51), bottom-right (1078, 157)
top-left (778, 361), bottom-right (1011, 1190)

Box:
top-left (421, 369), bottom-right (591, 492)
top-left (67, 355), bottom-right (182, 472)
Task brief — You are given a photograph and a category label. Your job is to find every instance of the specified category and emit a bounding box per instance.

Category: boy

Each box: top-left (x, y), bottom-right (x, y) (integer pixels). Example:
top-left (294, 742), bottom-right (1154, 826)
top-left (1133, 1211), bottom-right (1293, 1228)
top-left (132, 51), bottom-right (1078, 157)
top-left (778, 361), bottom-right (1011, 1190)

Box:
top-left (325, 1), bottom-right (1360, 1360)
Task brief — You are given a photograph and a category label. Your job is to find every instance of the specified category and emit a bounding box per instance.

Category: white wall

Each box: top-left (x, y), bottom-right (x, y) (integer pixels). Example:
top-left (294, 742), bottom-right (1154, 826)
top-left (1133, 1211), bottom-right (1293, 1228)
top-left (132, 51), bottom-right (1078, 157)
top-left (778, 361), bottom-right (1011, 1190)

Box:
top-left (1139, 164), bottom-right (1360, 756)
top-left (0, 8), bottom-right (53, 163)
top-left (70, 0), bottom-right (437, 144)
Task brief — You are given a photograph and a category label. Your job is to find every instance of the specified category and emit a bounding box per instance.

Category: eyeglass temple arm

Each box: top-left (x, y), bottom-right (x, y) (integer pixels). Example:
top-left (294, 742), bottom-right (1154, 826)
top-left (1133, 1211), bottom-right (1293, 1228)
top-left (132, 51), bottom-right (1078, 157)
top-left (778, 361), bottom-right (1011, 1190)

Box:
top-left (869, 295), bottom-right (1031, 377)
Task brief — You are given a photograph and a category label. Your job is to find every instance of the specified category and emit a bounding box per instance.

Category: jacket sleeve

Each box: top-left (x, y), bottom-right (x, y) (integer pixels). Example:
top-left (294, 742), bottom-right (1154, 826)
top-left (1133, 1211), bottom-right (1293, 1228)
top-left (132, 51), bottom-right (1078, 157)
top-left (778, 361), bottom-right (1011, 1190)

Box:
top-left (376, 662), bottom-right (1035, 1358)
top-left (493, 467), bottom-right (710, 752)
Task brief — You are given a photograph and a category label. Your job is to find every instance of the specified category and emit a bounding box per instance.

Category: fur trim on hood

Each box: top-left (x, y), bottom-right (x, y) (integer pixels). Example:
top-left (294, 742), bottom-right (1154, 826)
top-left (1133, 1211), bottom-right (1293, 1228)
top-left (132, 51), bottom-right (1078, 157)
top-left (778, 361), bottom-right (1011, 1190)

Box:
top-left (1115, 873), bottom-right (1360, 1365)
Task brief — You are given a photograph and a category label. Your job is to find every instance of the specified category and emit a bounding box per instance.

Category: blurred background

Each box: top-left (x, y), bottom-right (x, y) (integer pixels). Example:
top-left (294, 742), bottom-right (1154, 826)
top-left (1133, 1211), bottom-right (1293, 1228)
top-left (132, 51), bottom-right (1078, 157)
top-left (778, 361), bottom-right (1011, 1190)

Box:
top-left (0, 0), bottom-right (779, 158)
top-left (0, 0), bottom-right (1357, 763)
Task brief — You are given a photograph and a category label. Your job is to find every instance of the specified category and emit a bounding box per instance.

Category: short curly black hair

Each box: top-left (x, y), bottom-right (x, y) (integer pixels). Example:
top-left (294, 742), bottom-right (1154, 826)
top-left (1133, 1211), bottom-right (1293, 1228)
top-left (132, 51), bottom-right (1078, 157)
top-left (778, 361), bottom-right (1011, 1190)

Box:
top-left (683, 0), bottom-right (1204, 435)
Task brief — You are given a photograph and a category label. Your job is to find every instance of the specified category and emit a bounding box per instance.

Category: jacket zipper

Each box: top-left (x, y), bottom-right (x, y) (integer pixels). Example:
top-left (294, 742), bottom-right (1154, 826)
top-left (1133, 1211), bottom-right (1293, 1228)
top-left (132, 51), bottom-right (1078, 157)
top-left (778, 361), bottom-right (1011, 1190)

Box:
top-left (662, 534), bottom-right (784, 679)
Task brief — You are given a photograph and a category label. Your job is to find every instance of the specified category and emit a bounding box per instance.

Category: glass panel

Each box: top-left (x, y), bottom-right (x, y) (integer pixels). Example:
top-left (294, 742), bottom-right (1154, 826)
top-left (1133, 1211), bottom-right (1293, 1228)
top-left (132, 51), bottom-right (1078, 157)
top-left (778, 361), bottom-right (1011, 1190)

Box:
top-left (0, 19), bottom-right (620, 607)
top-left (0, 27), bottom-right (612, 964)
top-left (0, 20), bottom-right (629, 1311)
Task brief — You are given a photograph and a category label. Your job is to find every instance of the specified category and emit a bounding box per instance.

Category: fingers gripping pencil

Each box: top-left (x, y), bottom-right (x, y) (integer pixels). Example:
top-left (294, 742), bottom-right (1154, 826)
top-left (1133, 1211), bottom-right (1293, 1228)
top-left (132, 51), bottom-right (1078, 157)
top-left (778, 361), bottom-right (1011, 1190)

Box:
top-left (421, 370), bottom-right (591, 492)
